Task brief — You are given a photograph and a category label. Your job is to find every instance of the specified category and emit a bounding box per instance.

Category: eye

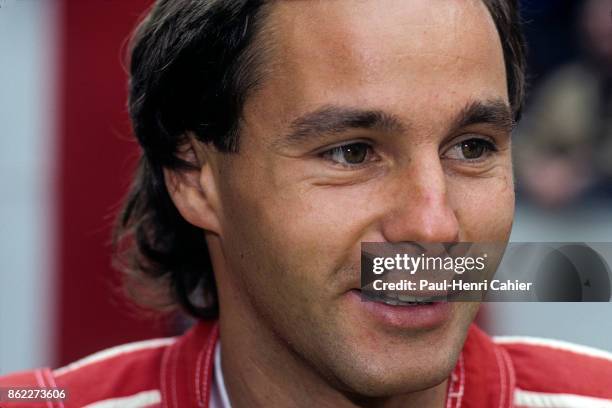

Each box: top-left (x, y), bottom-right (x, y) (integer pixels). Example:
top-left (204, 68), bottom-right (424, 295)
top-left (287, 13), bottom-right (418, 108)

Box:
top-left (443, 138), bottom-right (497, 161)
top-left (321, 142), bottom-right (373, 166)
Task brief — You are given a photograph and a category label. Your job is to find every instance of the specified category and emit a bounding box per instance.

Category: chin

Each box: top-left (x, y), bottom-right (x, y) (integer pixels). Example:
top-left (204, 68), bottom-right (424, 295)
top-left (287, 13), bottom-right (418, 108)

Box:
top-left (320, 330), bottom-right (459, 398)
top-left (336, 352), bottom-right (456, 398)
top-left (318, 304), bottom-right (476, 398)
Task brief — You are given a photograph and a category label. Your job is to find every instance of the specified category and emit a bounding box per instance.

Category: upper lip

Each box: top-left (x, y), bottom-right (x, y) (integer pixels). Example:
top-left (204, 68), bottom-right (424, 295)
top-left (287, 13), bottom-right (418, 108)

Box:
top-left (361, 290), bottom-right (448, 303)
top-left (359, 280), bottom-right (455, 301)
top-left (357, 242), bottom-right (495, 300)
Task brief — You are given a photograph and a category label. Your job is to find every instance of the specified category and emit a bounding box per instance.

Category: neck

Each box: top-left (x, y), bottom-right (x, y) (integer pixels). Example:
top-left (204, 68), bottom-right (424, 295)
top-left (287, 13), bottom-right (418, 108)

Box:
top-left (215, 291), bottom-right (446, 407)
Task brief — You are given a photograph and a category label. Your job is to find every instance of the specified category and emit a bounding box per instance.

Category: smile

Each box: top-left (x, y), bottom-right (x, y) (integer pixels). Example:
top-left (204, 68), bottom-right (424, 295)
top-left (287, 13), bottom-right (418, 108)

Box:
top-left (347, 289), bottom-right (452, 330)
top-left (360, 290), bottom-right (440, 306)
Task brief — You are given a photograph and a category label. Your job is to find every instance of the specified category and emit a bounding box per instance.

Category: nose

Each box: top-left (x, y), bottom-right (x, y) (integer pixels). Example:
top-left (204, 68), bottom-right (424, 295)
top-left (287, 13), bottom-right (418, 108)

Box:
top-left (381, 157), bottom-right (460, 244)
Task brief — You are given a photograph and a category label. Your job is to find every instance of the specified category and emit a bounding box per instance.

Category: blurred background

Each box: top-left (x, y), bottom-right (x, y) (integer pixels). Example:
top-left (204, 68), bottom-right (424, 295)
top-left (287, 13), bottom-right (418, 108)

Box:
top-left (1, 0), bottom-right (611, 374)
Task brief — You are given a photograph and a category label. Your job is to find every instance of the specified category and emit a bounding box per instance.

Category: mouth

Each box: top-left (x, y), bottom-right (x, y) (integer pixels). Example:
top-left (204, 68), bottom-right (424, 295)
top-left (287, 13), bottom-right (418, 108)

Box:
top-left (347, 289), bottom-right (451, 330)
top-left (359, 290), bottom-right (441, 306)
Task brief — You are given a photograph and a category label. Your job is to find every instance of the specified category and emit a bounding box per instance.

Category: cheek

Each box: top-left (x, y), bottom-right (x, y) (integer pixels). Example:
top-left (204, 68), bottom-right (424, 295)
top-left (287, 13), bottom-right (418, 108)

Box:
top-left (221, 168), bottom-right (387, 293)
top-left (450, 173), bottom-right (515, 241)
top-left (217, 176), bottom-right (336, 280)
top-left (255, 184), bottom-right (382, 268)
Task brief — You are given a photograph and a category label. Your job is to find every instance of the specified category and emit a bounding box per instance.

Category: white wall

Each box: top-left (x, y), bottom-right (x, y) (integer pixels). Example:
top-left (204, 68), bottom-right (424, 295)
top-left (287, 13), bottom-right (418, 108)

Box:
top-left (488, 203), bottom-right (612, 352)
top-left (0, 0), bottom-right (58, 374)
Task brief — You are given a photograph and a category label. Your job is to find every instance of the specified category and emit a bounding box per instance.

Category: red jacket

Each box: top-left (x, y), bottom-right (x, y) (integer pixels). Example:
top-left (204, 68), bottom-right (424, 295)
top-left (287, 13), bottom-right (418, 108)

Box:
top-left (1, 322), bottom-right (611, 407)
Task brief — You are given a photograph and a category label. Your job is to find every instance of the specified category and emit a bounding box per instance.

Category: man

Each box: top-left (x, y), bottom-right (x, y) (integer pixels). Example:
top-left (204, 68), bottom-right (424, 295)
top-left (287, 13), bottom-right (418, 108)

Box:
top-left (2, 0), bottom-right (611, 407)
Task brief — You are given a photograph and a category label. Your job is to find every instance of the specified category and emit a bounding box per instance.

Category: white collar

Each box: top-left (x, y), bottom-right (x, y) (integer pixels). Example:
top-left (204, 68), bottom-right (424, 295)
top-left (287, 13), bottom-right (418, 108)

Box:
top-left (210, 341), bottom-right (232, 408)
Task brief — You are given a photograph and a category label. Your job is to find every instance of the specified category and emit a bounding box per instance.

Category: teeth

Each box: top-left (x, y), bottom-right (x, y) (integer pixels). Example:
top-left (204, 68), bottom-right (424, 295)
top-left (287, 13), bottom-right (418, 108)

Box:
top-left (370, 293), bottom-right (434, 306)
top-left (360, 291), bottom-right (438, 306)
top-left (397, 294), bottom-right (421, 302)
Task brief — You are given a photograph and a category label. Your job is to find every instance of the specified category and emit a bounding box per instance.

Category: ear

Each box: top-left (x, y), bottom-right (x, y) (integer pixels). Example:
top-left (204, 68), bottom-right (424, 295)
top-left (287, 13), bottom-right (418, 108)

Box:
top-left (164, 134), bottom-right (222, 234)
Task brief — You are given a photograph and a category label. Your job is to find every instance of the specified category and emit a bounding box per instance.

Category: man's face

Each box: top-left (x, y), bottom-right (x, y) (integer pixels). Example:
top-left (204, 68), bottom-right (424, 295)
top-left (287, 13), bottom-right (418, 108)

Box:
top-left (211, 0), bottom-right (513, 396)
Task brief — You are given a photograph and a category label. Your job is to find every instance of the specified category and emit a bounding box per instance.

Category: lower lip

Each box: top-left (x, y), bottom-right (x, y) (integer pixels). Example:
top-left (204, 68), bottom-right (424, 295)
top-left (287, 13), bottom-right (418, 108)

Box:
top-left (347, 290), bottom-right (451, 330)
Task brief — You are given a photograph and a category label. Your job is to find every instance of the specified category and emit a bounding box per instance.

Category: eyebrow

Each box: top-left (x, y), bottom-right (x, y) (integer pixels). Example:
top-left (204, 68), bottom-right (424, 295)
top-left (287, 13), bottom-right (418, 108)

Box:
top-left (452, 99), bottom-right (515, 134)
top-left (278, 99), bottom-right (514, 148)
top-left (279, 105), bottom-right (406, 148)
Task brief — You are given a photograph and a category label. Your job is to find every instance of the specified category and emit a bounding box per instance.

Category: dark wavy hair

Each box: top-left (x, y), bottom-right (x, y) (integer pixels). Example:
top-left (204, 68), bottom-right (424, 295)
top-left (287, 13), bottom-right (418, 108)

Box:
top-left (114, 0), bottom-right (526, 319)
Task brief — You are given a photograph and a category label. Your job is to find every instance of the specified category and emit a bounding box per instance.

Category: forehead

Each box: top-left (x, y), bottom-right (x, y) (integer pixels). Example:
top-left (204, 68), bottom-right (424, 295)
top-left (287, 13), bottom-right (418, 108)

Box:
top-left (246, 0), bottom-right (507, 134)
